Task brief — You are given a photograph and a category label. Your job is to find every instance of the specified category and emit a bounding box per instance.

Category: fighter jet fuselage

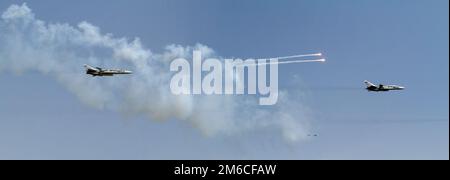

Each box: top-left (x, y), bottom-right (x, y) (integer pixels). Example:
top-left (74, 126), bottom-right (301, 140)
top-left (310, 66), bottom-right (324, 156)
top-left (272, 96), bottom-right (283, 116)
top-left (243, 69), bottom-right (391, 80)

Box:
top-left (364, 80), bottom-right (404, 92)
top-left (84, 64), bottom-right (132, 76)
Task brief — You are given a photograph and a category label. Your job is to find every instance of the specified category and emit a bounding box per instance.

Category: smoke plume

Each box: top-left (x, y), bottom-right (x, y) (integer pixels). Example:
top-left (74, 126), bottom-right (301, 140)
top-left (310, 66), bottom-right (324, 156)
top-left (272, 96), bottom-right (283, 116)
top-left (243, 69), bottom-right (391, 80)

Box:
top-left (0, 4), bottom-right (312, 142)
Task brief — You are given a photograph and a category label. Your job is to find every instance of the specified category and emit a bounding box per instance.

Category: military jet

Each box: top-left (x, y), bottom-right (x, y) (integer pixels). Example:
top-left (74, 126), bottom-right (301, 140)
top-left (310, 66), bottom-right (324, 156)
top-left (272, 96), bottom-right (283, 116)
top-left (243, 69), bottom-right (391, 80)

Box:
top-left (364, 80), bottom-right (405, 92)
top-left (84, 64), bottom-right (132, 77)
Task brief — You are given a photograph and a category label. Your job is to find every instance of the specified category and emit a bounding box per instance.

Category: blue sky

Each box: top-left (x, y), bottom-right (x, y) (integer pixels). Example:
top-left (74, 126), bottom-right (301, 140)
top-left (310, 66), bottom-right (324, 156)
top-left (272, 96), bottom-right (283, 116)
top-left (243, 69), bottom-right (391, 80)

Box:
top-left (0, 0), bottom-right (448, 159)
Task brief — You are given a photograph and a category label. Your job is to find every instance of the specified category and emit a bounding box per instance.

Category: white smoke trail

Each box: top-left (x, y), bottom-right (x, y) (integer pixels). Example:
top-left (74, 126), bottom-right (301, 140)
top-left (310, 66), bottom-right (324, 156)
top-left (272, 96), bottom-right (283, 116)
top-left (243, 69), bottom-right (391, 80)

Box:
top-left (0, 4), bottom-right (313, 142)
top-left (241, 59), bottom-right (326, 66)
top-left (270, 53), bottom-right (322, 60)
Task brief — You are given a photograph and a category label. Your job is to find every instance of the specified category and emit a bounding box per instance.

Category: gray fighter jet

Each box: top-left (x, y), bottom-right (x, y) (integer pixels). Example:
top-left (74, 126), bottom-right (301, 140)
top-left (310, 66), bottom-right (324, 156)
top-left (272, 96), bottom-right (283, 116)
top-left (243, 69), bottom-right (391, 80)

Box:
top-left (364, 80), bottom-right (405, 92)
top-left (84, 64), bottom-right (132, 77)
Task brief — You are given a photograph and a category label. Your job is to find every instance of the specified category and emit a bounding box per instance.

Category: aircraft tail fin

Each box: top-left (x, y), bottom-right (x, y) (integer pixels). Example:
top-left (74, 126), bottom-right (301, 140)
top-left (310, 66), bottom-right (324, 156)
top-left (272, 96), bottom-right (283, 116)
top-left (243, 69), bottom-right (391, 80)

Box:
top-left (84, 64), bottom-right (99, 72)
top-left (84, 64), bottom-right (92, 69)
top-left (364, 80), bottom-right (376, 87)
